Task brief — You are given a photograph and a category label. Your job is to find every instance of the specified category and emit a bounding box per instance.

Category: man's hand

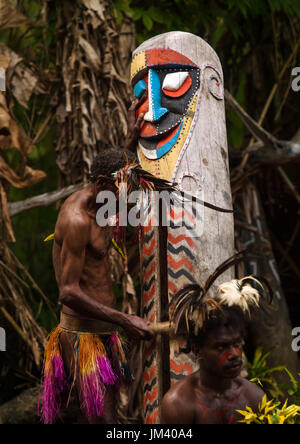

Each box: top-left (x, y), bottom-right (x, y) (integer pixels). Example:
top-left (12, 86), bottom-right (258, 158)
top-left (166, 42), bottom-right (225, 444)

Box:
top-left (122, 314), bottom-right (154, 341)
top-left (124, 98), bottom-right (144, 153)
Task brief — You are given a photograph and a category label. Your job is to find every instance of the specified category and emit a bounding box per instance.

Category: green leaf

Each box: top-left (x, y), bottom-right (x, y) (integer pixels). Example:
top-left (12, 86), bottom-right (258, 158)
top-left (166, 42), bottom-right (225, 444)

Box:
top-left (212, 22), bottom-right (226, 47)
top-left (252, 347), bottom-right (263, 366)
top-left (148, 8), bottom-right (165, 24)
top-left (255, 346), bottom-right (279, 370)
top-left (283, 368), bottom-right (298, 391)
top-left (132, 8), bottom-right (143, 21)
top-left (115, 8), bottom-right (123, 24)
top-left (142, 13), bottom-right (153, 31)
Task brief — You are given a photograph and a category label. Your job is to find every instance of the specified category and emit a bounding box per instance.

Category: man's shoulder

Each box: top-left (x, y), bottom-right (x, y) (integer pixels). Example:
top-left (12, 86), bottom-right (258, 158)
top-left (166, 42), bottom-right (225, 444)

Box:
top-left (161, 373), bottom-right (198, 424)
top-left (237, 376), bottom-right (265, 406)
top-left (163, 373), bottom-right (198, 405)
top-left (56, 191), bottom-right (91, 242)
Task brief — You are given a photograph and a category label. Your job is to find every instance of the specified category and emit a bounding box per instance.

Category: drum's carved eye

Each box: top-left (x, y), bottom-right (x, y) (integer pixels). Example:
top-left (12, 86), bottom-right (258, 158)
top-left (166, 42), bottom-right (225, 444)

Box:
top-left (162, 72), bottom-right (192, 97)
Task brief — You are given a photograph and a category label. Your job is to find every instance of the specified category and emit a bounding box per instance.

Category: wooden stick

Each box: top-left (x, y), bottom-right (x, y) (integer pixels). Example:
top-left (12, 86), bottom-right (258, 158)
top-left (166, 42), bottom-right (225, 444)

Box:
top-left (234, 219), bottom-right (259, 234)
top-left (225, 90), bottom-right (278, 148)
top-left (278, 167), bottom-right (300, 206)
top-left (150, 321), bottom-right (174, 334)
top-left (271, 233), bottom-right (300, 281)
top-left (8, 183), bottom-right (83, 217)
top-left (234, 39), bottom-right (300, 173)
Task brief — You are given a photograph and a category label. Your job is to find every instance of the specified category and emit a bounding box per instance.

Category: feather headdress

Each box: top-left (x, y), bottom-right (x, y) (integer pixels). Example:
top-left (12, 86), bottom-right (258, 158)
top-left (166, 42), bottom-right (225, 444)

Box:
top-left (93, 155), bottom-right (233, 251)
top-left (112, 162), bottom-right (233, 213)
top-left (91, 148), bottom-right (233, 213)
top-left (110, 159), bottom-right (175, 194)
top-left (111, 161), bottom-right (177, 244)
top-left (169, 251), bottom-right (273, 335)
top-left (169, 284), bottom-right (221, 336)
top-left (216, 276), bottom-right (270, 313)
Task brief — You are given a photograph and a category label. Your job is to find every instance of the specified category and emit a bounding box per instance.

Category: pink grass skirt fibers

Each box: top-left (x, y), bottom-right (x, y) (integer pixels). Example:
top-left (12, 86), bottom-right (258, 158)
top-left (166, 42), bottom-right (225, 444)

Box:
top-left (39, 326), bottom-right (131, 424)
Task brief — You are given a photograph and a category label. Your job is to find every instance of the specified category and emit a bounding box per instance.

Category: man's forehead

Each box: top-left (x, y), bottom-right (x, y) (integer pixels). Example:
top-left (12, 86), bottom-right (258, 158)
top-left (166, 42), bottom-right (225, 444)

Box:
top-left (205, 328), bottom-right (242, 345)
top-left (131, 47), bottom-right (198, 84)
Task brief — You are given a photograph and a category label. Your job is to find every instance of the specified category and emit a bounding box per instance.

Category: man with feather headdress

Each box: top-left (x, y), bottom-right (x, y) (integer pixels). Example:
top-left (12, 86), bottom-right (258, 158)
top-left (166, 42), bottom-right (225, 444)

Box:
top-left (161, 276), bottom-right (268, 424)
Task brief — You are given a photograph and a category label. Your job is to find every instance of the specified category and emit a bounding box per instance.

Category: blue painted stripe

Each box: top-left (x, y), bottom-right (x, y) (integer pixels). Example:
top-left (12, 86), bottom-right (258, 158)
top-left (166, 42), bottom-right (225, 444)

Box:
top-left (134, 79), bottom-right (147, 99)
top-left (155, 121), bottom-right (183, 159)
top-left (149, 69), bottom-right (168, 122)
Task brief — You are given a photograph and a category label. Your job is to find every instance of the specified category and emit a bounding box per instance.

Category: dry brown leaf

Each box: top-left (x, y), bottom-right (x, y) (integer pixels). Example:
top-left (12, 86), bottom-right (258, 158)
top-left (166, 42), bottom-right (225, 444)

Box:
top-left (0, 1), bottom-right (39, 29)
top-left (0, 157), bottom-right (46, 188)
top-left (0, 43), bottom-right (47, 108)
top-left (56, 0), bottom-right (136, 184)
top-left (0, 243), bottom-right (48, 367)
top-left (126, 273), bottom-right (135, 297)
top-left (10, 66), bottom-right (39, 108)
top-left (0, 42), bottom-right (22, 70)
top-left (0, 93), bottom-right (46, 189)
top-left (79, 37), bottom-right (101, 71)
top-left (0, 92), bottom-right (33, 153)
top-left (0, 183), bottom-right (15, 242)
top-left (109, 247), bottom-right (124, 284)
top-left (82, 0), bottom-right (106, 19)
top-left (0, 53), bottom-right (10, 70)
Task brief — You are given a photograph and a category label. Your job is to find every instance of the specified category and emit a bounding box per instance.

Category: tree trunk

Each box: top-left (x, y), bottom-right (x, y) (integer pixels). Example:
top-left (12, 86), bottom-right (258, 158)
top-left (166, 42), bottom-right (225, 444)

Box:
top-left (235, 180), bottom-right (300, 381)
top-left (55, 0), bottom-right (136, 185)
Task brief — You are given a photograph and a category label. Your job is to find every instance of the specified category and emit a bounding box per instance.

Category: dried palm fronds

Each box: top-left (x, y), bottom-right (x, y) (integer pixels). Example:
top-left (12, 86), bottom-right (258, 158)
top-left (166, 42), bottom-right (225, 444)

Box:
top-left (55, 0), bottom-right (136, 185)
top-left (0, 242), bottom-right (55, 367)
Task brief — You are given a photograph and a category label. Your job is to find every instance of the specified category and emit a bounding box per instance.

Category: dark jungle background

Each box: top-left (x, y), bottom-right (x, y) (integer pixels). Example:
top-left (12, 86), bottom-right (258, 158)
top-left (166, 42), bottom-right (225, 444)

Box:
top-left (0, 0), bottom-right (299, 423)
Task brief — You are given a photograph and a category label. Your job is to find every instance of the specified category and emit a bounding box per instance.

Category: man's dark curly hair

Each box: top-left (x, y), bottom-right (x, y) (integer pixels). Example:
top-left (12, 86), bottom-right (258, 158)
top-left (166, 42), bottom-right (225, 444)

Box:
top-left (188, 305), bottom-right (247, 349)
top-left (89, 148), bottom-right (136, 183)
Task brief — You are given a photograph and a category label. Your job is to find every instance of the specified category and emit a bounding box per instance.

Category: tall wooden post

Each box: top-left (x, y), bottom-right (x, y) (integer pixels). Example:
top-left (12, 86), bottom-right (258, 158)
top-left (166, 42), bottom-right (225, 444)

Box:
top-left (131, 32), bottom-right (234, 423)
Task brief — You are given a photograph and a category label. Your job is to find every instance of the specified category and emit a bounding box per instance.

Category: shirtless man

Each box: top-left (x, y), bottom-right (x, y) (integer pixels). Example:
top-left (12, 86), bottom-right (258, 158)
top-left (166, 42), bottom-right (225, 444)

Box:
top-left (54, 151), bottom-right (154, 342)
top-left (161, 306), bottom-right (265, 424)
top-left (40, 101), bottom-right (152, 424)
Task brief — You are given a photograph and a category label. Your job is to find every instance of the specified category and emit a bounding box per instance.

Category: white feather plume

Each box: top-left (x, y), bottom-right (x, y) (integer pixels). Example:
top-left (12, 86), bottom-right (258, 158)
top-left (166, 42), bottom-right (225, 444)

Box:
top-left (216, 276), bottom-right (263, 312)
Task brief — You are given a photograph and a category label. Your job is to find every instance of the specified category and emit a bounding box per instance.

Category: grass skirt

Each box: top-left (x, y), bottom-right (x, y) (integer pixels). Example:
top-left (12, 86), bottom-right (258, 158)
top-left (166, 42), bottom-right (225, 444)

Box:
top-left (39, 326), bottom-right (132, 424)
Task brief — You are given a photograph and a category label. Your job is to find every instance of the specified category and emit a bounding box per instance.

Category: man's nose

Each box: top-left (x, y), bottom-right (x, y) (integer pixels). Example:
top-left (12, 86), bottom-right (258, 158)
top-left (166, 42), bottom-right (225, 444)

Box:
top-left (144, 68), bottom-right (169, 123)
top-left (228, 346), bottom-right (242, 360)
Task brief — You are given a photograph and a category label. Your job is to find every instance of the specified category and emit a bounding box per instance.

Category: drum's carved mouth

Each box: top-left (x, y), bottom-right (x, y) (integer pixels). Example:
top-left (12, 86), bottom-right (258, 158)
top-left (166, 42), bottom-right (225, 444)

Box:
top-left (140, 122), bottom-right (181, 143)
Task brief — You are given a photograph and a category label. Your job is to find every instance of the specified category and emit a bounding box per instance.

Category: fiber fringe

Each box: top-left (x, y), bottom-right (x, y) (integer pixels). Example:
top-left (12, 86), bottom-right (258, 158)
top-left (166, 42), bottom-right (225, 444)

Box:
top-left (39, 327), bottom-right (131, 424)
top-left (39, 326), bottom-right (67, 424)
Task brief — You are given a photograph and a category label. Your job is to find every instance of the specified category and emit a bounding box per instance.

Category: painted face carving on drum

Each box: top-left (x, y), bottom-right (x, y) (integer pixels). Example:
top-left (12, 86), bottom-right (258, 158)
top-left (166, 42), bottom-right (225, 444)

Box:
top-left (131, 48), bottom-right (200, 164)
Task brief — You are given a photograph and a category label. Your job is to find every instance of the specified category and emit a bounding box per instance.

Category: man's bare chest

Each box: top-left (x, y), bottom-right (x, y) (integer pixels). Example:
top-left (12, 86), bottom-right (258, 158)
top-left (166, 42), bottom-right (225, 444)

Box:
top-left (195, 391), bottom-right (247, 424)
top-left (88, 224), bottom-right (112, 260)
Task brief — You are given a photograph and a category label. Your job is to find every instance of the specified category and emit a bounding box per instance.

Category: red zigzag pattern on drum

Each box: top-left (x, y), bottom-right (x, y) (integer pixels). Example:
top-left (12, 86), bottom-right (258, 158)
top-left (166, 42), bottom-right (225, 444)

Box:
top-left (167, 208), bottom-right (199, 384)
top-left (142, 204), bottom-right (200, 421)
top-left (141, 223), bottom-right (160, 424)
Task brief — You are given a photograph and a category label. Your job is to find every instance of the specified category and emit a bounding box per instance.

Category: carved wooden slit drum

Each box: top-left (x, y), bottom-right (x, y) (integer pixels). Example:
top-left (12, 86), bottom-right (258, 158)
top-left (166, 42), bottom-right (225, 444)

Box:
top-left (131, 31), bottom-right (234, 424)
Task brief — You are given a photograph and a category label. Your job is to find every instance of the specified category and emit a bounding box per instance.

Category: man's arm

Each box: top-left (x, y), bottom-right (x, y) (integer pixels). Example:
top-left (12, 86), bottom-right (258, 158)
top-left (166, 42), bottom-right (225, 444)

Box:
top-left (124, 98), bottom-right (144, 153)
top-left (238, 378), bottom-right (266, 415)
top-left (246, 380), bottom-right (266, 413)
top-left (58, 217), bottom-right (153, 340)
